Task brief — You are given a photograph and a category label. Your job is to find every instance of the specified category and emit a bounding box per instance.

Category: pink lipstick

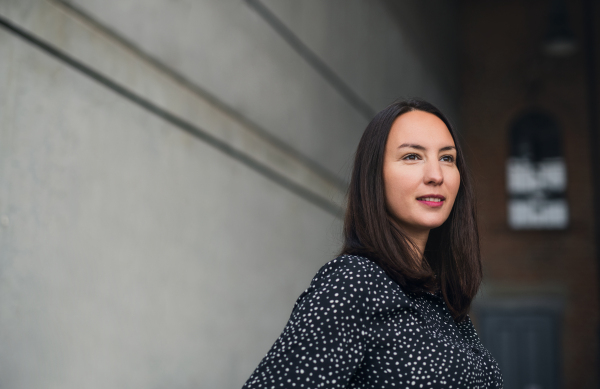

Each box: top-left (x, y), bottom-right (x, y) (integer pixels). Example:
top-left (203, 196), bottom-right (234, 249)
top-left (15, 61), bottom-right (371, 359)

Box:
top-left (416, 194), bottom-right (445, 207)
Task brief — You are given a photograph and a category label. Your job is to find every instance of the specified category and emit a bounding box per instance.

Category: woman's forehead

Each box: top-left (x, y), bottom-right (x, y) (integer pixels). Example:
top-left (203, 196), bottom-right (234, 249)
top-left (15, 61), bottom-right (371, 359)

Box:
top-left (388, 111), bottom-right (455, 147)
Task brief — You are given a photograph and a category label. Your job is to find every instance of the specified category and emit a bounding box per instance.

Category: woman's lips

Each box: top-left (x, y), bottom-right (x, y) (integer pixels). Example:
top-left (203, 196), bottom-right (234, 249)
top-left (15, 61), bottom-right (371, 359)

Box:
top-left (416, 196), bottom-right (445, 207)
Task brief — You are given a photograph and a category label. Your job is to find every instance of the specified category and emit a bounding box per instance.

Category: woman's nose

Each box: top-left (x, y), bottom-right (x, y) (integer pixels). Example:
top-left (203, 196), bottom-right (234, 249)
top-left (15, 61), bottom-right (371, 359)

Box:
top-left (424, 160), bottom-right (444, 185)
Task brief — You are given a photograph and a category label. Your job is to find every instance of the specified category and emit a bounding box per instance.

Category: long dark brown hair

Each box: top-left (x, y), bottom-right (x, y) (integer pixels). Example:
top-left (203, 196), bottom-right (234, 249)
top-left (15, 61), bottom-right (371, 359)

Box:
top-left (341, 99), bottom-right (481, 322)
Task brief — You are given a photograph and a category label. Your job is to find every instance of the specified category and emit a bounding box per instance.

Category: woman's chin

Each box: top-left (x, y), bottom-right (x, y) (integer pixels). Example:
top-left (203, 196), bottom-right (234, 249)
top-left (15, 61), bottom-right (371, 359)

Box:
top-left (411, 216), bottom-right (448, 230)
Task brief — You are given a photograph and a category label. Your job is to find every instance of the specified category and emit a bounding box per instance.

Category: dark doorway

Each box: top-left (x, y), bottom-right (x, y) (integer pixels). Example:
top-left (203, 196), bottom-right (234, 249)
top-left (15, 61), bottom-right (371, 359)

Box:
top-left (479, 307), bottom-right (562, 389)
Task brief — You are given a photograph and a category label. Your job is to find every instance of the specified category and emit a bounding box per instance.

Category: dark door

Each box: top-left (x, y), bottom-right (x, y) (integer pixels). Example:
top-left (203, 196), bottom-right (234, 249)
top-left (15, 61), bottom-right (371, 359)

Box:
top-left (479, 309), bottom-right (561, 389)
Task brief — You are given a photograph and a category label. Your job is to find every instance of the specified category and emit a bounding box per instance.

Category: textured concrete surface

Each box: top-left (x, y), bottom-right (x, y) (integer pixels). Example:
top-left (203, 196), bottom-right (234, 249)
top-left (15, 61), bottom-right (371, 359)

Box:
top-left (0, 26), bottom-right (341, 388)
top-left (0, 0), bottom-right (346, 212)
top-left (0, 0), bottom-right (459, 387)
top-left (260, 0), bottom-right (458, 119)
top-left (60, 0), bottom-right (369, 181)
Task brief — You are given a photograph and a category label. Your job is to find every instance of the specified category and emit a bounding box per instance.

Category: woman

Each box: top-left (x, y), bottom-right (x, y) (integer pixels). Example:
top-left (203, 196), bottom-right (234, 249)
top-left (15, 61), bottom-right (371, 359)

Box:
top-left (242, 99), bottom-right (502, 388)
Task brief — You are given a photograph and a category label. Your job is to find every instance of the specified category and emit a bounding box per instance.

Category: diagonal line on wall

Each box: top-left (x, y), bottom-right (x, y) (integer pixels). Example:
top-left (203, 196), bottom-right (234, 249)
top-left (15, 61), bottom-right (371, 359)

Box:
top-left (0, 14), bottom-right (344, 218)
top-left (245, 0), bottom-right (377, 120)
top-left (53, 0), bottom-right (347, 192)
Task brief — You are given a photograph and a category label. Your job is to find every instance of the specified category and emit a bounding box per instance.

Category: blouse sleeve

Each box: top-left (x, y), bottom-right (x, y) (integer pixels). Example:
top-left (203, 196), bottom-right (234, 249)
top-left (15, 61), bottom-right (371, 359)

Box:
top-left (242, 257), bottom-right (372, 389)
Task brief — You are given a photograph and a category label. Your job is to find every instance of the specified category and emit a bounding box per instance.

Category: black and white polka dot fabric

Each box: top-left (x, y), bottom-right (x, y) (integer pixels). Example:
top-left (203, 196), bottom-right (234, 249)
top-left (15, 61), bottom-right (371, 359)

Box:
top-left (243, 255), bottom-right (502, 388)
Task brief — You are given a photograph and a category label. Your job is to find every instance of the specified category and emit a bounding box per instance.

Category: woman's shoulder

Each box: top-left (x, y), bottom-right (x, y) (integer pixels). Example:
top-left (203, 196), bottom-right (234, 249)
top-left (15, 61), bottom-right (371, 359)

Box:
top-left (311, 255), bottom-right (386, 284)
top-left (315, 254), bottom-right (380, 275)
top-left (306, 254), bottom-right (414, 309)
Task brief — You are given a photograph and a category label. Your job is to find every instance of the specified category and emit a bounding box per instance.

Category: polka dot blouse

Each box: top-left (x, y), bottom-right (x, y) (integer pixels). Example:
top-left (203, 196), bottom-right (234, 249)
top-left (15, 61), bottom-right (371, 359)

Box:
top-left (242, 255), bottom-right (502, 388)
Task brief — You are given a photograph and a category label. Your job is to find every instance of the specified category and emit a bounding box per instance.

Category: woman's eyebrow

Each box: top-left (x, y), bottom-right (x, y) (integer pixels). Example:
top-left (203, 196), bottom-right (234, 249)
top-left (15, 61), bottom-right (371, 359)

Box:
top-left (439, 146), bottom-right (456, 152)
top-left (397, 144), bottom-right (456, 151)
top-left (398, 143), bottom-right (425, 150)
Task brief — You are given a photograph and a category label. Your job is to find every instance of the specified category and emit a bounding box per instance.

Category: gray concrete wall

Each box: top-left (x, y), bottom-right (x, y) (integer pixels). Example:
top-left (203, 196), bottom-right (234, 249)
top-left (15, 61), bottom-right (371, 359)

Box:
top-left (0, 0), bottom-right (459, 388)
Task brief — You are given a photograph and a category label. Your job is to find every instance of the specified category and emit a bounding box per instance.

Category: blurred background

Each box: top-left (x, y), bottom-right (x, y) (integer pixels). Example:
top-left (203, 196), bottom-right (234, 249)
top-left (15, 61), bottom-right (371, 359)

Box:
top-left (0, 0), bottom-right (598, 388)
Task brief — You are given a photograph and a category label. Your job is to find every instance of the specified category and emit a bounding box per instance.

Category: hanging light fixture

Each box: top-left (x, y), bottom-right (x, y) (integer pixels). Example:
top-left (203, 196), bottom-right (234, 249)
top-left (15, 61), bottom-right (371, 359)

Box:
top-left (542, 0), bottom-right (577, 56)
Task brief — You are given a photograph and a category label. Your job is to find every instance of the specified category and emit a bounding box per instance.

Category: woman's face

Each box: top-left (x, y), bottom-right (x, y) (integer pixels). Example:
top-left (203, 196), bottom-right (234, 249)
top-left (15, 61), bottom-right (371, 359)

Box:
top-left (383, 110), bottom-right (460, 237)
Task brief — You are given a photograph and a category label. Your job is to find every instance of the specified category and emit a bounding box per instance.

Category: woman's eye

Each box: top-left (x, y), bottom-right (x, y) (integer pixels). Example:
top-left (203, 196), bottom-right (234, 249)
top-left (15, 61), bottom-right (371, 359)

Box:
top-left (440, 155), bottom-right (455, 162)
top-left (402, 154), bottom-right (420, 161)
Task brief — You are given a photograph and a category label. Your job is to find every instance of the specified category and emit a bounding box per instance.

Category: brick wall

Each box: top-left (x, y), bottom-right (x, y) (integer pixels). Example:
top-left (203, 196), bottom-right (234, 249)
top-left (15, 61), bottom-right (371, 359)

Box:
top-left (460, 0), bottom-right (600, 387)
